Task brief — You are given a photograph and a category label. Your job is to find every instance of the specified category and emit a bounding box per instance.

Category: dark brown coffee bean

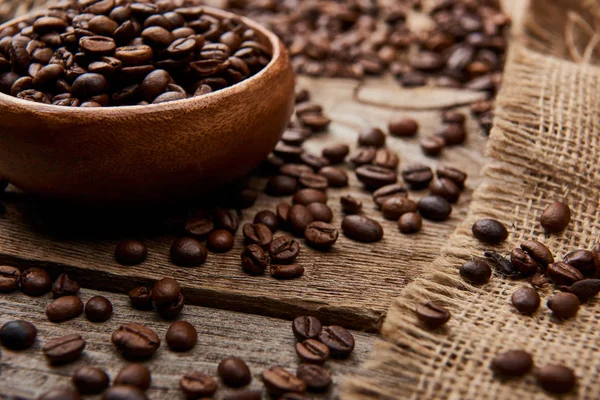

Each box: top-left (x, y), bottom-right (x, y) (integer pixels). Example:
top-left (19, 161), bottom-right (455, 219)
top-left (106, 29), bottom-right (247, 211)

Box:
top-left (38, 389), bottom-right (81, 400)
top-left (342, 215), bottom-right (383, 242)
top-left (17, 89), bottom-right (52, 104)
top-left (402, 165), bottom-right (433, 189)
top-left (180, 372), bottom-right (217, 398)
top-left (114, 364), bottom-right (151, 391)
top-left (266, 175), bottom-right (298, 196)
top-left (373, 148), bottom-right (399, 170)
top-left (356, 165), bottom-right (397, 189)
top-left (115, 240), bottom-right (147, 265)
top-left (349, 146), bottom-right (377, 166)
top-left (152, 91), bottom-right (185, 103)
top-left (295, 339), bottom-right (330, 364)
top-left (82, 295), bottom-right (113, 322)
top-left (0, 266), bottom-right (21, 293)
top-left (511, 287), bottom-right (540, 314)
top-left (72, 366), bottom-right (109, 394)
top-left (104, 385), bottom-right (147, 400)
top-left (243, 223), bottom-right (272, 247)
top-left (241, 244), bottom-right (269, 275)
top-left (296, 364), bottom-right (331, 392)
top-left (415, 302), bottom-right (450, 329)
top-left (46, 295), bottom-right (84, 322)
top-left (398, 212), bottom-right (422, 234)
top-left (270, 264), bottom-right (304, 279)
top-left (80, 36), bottom-right (116, 56)
top-left (300, 153), bottom-right (330, 171)
top-left (218, 356), bottom-right (252, 387)
top-left (472, 219), bottom-right (508, 244)
top-left (304, 222), bottom-right (338, 249)
top-left (459, 260), bottom-right (492, 285)
top-left (20, 267), bottom-right (52, 296)
top-left (442, 110), bottom-right (466, 124)
top-left (437, 166), bottom-right (467, 189)
top-left (565, 279), bottom-right (600, 302)
top-left (322, 144), bottom-right (349, 164)
top-left (535, 365), bottom-right (576, 394)
top-left (436, 124), bottom-right (466, 146)
top-left (299, 172), bottom-right (328, 190)
top-left (318, 166), bottom-right (347, 188)
top-left (32, 64), bottom-right (65, 85)
top-left (156, 291), bottom-right (184, 319)
top-left (43, 334), bottom-right (86, 364)
top-left (491, 350), bottom-right (533, 377)
top-left (531, 273), bottom-right (550, 288)
top-left (358, 127), bottom-right (386, 148)
top-left (381, 197), bottom-right (417, 220)
top-left (293, 189), bottom-right (327, 206)
top-left (0, 72), bottom-right (19, 94)
top-left (520, 240), bottom-right (554, 267)
top-left (318, 326), bottom-right (354, 358)
top-left (207, 229), bottom-right (235, 253)
top-left (273, 143), bottom-right (304, 163)
top-left (389, 117), bottom-right (418, 137)
top-left (429, 178), bottom-right (460, 203)
top-left (139, 69), bottom-right (170, 101)
top-left (373, 184), bottom-right (409, 208)
top-left (280, 163), bottom-right (313, 178)
top-left (50, 273), bottom-right (79, 298)
top-left (262, 366), bottom-right (306, 397)
top-left (289, 204), bottom-right (315, 236)
top-left (510, 248), bottom-right (539, 276)
top-left (547, 262), bottom-right (583, 286)
top-left (115, 45), bottom-right (153, 66)
top-left (223, 390), bottom-right (262, 400)
top-left (0, 320), bottom-right (37, 350)
top-left (151, 277), bottom-right (180, 306)
top-left (170, 237), bottom-right (207, 266)
top-left (253, 210), bottom-right (278, 232)
top-left (420, 136), bottom-right (445, 157)
top-left (292, 316), bottom-right (322, 341)
top-left (9, 41), bottom-right (30, 72)
top-left (540, 201), bottom-right (571, 233)
top-left (183, 216), bottom-right (214, 238)
top-left (112, 323), bottom-right (160, 358)
top-left (128, 286), bottom-right (152, 310)
top-left (11, 76), bottom-right (33, 97)
top-left (418, 196), bottom-right (452, 221)
top-left (304, 203), bottom-right (332, 223)
top-left (547, 292), bottom-right (580, 319)
top-left (340, 195), bottom-right (362, 214)
top-left (281, 128), bottom-right (309, 146)
top-left (166, 321), bottom-right (197, 352)
top-left (563, 250), bottom-right (595, 276)
top-left (269, 237), bottom-right (300, 264)
top-left (71, 73), bottom-right (108, 99)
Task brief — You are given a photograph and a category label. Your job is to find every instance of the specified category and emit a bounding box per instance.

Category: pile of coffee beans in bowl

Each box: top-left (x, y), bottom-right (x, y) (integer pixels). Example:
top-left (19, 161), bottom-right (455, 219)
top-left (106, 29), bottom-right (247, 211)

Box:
top-left (0, 0), bottom-right (272, 107)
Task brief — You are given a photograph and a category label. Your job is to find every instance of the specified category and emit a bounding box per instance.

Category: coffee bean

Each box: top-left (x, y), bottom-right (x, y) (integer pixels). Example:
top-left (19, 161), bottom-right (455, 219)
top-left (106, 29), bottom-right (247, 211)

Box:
top-left (166, 321), bottom-right (197, 352)
top-left (437, 166), bottom-right (467, 189)
top-left (398, 212), bottom-right (422, 234)
top-left (355, 165), bottom-right (397, 189)
top-left (218, 356), bottom-right (252, 387)
top-left (289, 204), bottom-right (315, 236)
top-left (381, 197), bottom-right (417, 220)
top-left (128, 286), bottom-right (153, 310)
top-left (547, 262), bottom-right (583, 286)
top-left (429, 178), bottom-right (460, 203)
top-left (215, 208), bottom-right (240, 234)
top-left (358, 127), bottom-right (386, 148)
top-left (472, 218), bottom-right (508, 244)
top-left (292, 316), bottom-right (322, 341)
top-left (270, 264), bottom-right (304, 279)
top-left (0, 320), bottom-right (37, 350)
top-left (293, 189), bottom-right (327, 206)
top-left (547, 292), bottom-right (580, 319)
top-left (300, 152), bottom-right (330, 171)
top-left (295, 339), bottom-right (330, 364)
top-left (242, 223), bottom-right (272, 248)
top-left (104, 385), bottom-right (148, 400)
top-left (207, 229), bottom-right (235, 253)
top-left (281, 128), bottom-right (309, 146)
top-left (565, 279), bottom-right (600, 302)
top-left (296, 364), bottom-right (331, 392)
top-left (490, 350), bottom-right (533, 377)
top-left (415, 302), bottom-right (450, 329)
top-left (340, 195), bottom-right (362, 214)
top-left (115, 240), bottom-right (147, 265)
top-left (71, 73), bottom-right (108, 99)
top-left (459, 260), bottom-right (492, 285)
top-left (420, 136), bottom-right (445, 157)
top-left (535, 365), bottom-right (577, 394)
top-left (43, 334), bottom-right (86, 364)
top-left (520, 240), bottom-right (554, 267)
top-left (436, 123), bottom-right (466, 145)
top-left (170, 237), bottom-right (207, 266)
top-left (389, 117), bottom-right (418, 137)
top-left (318, 326), bottom-right (355, 358)
top-left (85, 295), bottom-right (113, 322)
top-left (151, 277), bottom-right (180, 306)
top-left (223, 391), bottom-right (262, 400)
top-left (342, 215), bottom-right (384, 243)
top-left (46, 295), bottom-right (84, 322)
top-left (72, 366), bottom-right (109, 394)
top-left (442, 110), bottom-right (466, 124)
top-left (0, 265), bottom-right (20, 293)
top-left (373, 148), bottom-right (399, 170)
top-left (299, 172), bottom-right (328, 190)
top-left (114, 364), bottom-right (151, 391)
top-left (511, 287), bottom-right (540, 314)
top-left (540, 201), bottom-right (571, 233)
top-left (322, 144), bottom-right (349, 164)
top-left (52, 273), bottom-right (80, 298)
top-left (304, 222), bottom-right (338, 249)
top-left (266, 175), bottom-right (298, 196)
top-left (269, 237), bottom-right (300, 264)
top-left (510, 248), bottom-right (539, 276)
top-left (112, 323), bottom-right (160, 358)
top-left (373, 184), bottom-right (409, 208)
top-left (20, 267), bottom-right (52, 296)
top-left (304, 204), bottom-right (331, 224)
top-left (418, 196), bottom-right (452, 221)
top-left (241, 244), bottom-right (269, 275)
top-left (274, 143), bottom-right (304, 163)
top-left (563, 250), bottom-right (595, 276)
top-left (318, 166), bottom-right (348, 187)
top-left (281, 163), bottom-right (313, 178)
top-left (349, 147), bottom-right (376, 166)
top-left (531, 273), bottom-right (550, 288)
top-left (402, 165), bottom-right (433, 189)
top-left (38, 389), bottom-right (81, 400)
top-left (254, 210), bottom-right (279, 232)
top-left (262, 366), bottom-right (306, 397)
top-left (184, 217), bottom-right (214, 238)
top-left (180, 372), bottom-right (218, 399)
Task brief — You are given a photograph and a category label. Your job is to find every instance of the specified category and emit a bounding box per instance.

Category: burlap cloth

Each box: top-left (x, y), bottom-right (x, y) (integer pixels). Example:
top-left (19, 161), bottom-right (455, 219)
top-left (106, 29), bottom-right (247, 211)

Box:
top-left (343, 0), bottom-right (600, 399)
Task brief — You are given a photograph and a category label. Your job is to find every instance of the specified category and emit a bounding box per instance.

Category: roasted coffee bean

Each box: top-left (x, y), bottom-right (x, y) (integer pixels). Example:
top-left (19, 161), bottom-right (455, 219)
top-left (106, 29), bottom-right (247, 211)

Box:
top-left (484, 251), bottom-right (518, 277)
top-left (547, 292), bottom-right (580, 319)
top-left (437, 166), bottom-right (467, 189)
top-left (293, 189), bottom-right (327, 205)
top-left (262, 366), bottom-right (306, 397)
top-left (46, 295), bottom-right (84, 322)
top-left (51, 273), bottom-right (80, 298)
top-left (381, 197), bottom-right (417, 220)
top-left (295, 339), bottom-right (330, 364)
top-left (128, 286), bottom-right (153, 310)
top-left (534, 365), bottom-right (577, 395)
top-left (170, 237), bottom-right (207, 266)
top-left (71, 73), bottom-right (108, 99)
top-left (299, 172), bottom-right (328, 190)
top-left (322, 144), bottom-right (349, 164)
top-left (43, 334), bottom-right (86, 364)
top-left (166, 321), bottom-right (197, 352)
top-left (241, 244), bottom-right (269, 275)
top-left (418, 196), bottom-right (452, 221)
top-left (540, 201), bottom-right (571, 233)
top-left (510, 248), bottom-right (539, 276)
top-left (342, 215), bottom-right (383, 242)
top-left (563, 250), bottom-right (595, 276)
top-left (472, 219), bottom-right (508, 244)
top-left (152, 277), bottom-right (180, 306)
top-left (491, 350), bottom-right (533, 377)
top-left (274, 143), bottom-right (304, 163)
top-left (266, 175), bottom-right (298, 196)
top-left (296, 364), bottom-right (331, 392)
top-left (289, 204), bottom-right (315, 236)
top-left (355, 165), bottom-right (397, 189)
top-left (207, 229), bottom-right (235, 253)
top-left (269, 237), bottom-right (300, 264)
top-left (270, 264), bottom-right (304, 279)
top-left (184, 216), bottom-right (214, 238)
top-left (112, 323), bottom-right (160, 358)
top-left (318, 326), bottom-right (355, 358)
top-left (114, 364), bottom-right (151, 391)
top-left (373, 184), bottom-right (409, 207)
top-left (429, 178), bottom-right (460, 203)
top-left (531, 273), bottom-right (550, 288)
top-left (442, 110), bottom-right (466, 124)
top-left (420, 136), bottom-right (445, 157)
top-left (398, 212), bottom-right (423, 234)
top-left (459, 260), bottom-right (492, 285)
top-left (292, 316), bottom-right (322, 341)
top-left (80, 36), bottom-right (116, 56)
top-left (0, 320), bottom-right (37, 350)
top-left (511, 287), bottom-right (540, 314)
top-left (415, 302), bottom-right (450, 329)
top-left (139, 69), bottom-right (170, 101)
top-left (38, 389), bottom-right (81, 400)
top-left (340, 195), bottom-right (362, 214)
top-left (20, 267), bottom-right (52, 297)
top-left (520, 240), bottom-right (554, 267)
top-left (318, 166), bottom-right (348, 187)
top-left (300, 153), bottom-right (330, 171)
top-left (565, 279), bottom-right (600, 302)
top-left (104, 385), bottom-right (147, 400)
top-left (243, 223), bottom-right (272, 247)
top-left (373, 148), bottom-right (399, 170)
top-left (0, 266), bottom-right (20, 293)
top-left (436, 123), bottom-right (466, 145)
top-left (280, 164), bottom-right (313, 178)
top-left (547, 262), bottom-right (583, 286)
top-left (254, 210), bottom-right (279, 232)
top-left (153, 91), bottom-right (186, 104)
top-left (218, 356), bottom-right (252, 387)
top-left (389, 117), bottom-right (418, 137)
top-left (72, 366), bottom-right (109, 394)
top-left (223, 390), bottom-right (262, 400)
top-left (402, 165), bottom-right (433, 189)
top-left (281, 128), bottom-right (309, 146)
top-left (84, 295), bottom-right (113, 322)
top-left (304, 222), bottom-right (338, 249)
top-left (180, 372), bottom-right (218, 399)
top-left (349, 146), bottom-right (376, 166)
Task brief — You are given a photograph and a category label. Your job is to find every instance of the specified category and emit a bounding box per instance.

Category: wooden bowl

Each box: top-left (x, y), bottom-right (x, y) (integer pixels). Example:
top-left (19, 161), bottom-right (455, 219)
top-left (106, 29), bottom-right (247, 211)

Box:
top-left (0, 7), bottom-right (295, 203)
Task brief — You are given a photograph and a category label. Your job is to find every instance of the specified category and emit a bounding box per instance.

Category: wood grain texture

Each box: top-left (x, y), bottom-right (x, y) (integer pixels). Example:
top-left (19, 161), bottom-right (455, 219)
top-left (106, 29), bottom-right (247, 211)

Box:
top-left (0, 288), bottom-right (374, 399)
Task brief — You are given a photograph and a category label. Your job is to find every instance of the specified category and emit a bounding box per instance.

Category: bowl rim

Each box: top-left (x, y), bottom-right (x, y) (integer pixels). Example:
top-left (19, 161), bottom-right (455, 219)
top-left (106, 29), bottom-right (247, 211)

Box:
top-left (0, 5), bottom-right (284, 115)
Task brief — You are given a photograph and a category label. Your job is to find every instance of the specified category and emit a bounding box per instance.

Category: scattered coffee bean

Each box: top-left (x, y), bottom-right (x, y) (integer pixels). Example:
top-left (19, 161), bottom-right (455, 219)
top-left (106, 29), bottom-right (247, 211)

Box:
top-left (389, 117), bottom-right (418, 137)
top-left (112, 323), bottom-right (160, 358)
top-left (128, 286), bottom-right (153, 310)
top-left (180, 372), bottom-right (218, 399)
top-left (277, 203), bottom-right (291, 227)
top-left (318, 166), bottom-right (348, 187)
top-left (540, 201), bottom-right (571, 233)
top-left (0, 320), bottom-right (37, 350)
top-left (340, 195), bottom-right (362, 214)
top-left (318, 326), bottom-right (355, 358)
top-left (207, 229), bottom-right (235, 253)
top-left (563, 250), bottom-right (595, 276)
top-left (114, 364), bottom-right (151, 391)
top-left (349, 147), bottom-right (376, 166)
top-left (218, 356), bottom-right (252, 387)
top-left (402, 165), bottom-right (433, 189)
top-left (72, 366), bottom-right (109, 394)
top-left (166, 321), bottom-right (197, 352)
top-left (306, 203), bottom-right (333, 223)
top-left (296, 364), bottom-right (331, 392)
top-left (241, 244), bottom-right (269, 275)
top-left (398, 212), bottom-right (423, 234)
top-left (281, 164), bottom-right (313, 178)
top-left (491, 350), bottom-right (533, 377)
top-left (85, 295), bottom-right (113, 322)
top-left (511, 287), bottom-right (540, 314)
top-left (531, 273), bottom-right (550, 288)
top-left (535, 365), bottom-right (577, 394)
top-left (299, 172), bottom-right (328, 190)
top-left (156, 292), bottom-right (184, 320)
top-left (52, 273), bottom-right (80, 298)
top-left (289, 204), bottom-right (315, 236)
top-left (184, 217), bottom-right (214, 238)
top-left (322, 144), bottom-right (349, 164)
top-left (420, 136), bottom-right (445, 157)
top-left (293, 189), bottom-right (327, 205)
top-left (342, 215), bottom-right (384, 243)
top-left (381, 197), bottom-right (417, 220)
top-left (262, 366), bottom-right (306, 397)
top-left (300, 153), bottom-right (330, 171)
top-left (373, 148), bottom-right (399, 170)
top-left (565, 279), bottom-right (600, 302)
top-left (223, 391), bottom-right (262, 400)
top-left (429, 178), bottom-right (460, 203)
top-left (436, 123), bottom-right (466, 145)
top-left (295, 339), bottom-right (330, 364)
top-left (38, 389), bottom-right (81, 400)
top-left (437, 166), bottom-right (467, 189)
top-left (415, 302), bottom-right (450, 329)
top-left (356, 164), bottom-right (398, 189)
top-left (547, 292), bottom-right (580, 319)
top-left (472, 219), bottom-right (508, 244)
top-left (418, 196), bottom-right (452, 221)
top-left (215, 208), bottom-right (240, 234)
top-left (0, 265), bottom-right (20, 293)
top-left (20, 267), bottom-right (52, 296)
top-left (547, 262), bottom-right (583, 286)
top-left (46, 295), bottom-right (84, 322)
top-left (270, 264), bottom-right (304, 280)
top-left (254, 210), bottom-right (279, 232)
top-left (459, 260), bottom-right (492, 285)
top-left (151, 277), bottom-right (180, 306)
top-left (269, 237), bottom-right (300, 264)
top-left (510, 248), bottom-right (539, 276)
top-left (358, 127), bottom-right (386, 148)
top-left (292, 316), bottom-right (322, 341)
top-left (43, 334), bottom-right (86, 365)
top-left (520, 240), bottom-right (554, 267)
top-left (170, 237), bottom-right (207, 266)
top-left (243, 223), bottom-right (272, 248)
top-left (115, 240), bottom-right (147, 265)
top-left (373, 183), bottom-right (409, 207)
top-left (304, 222), bottom-right (338, 249)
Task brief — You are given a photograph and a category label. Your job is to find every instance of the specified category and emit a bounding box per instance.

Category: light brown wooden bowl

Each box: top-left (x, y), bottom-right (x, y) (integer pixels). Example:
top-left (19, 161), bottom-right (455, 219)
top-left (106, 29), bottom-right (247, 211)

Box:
top-left (0, 6), bottom-right (295, 204)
